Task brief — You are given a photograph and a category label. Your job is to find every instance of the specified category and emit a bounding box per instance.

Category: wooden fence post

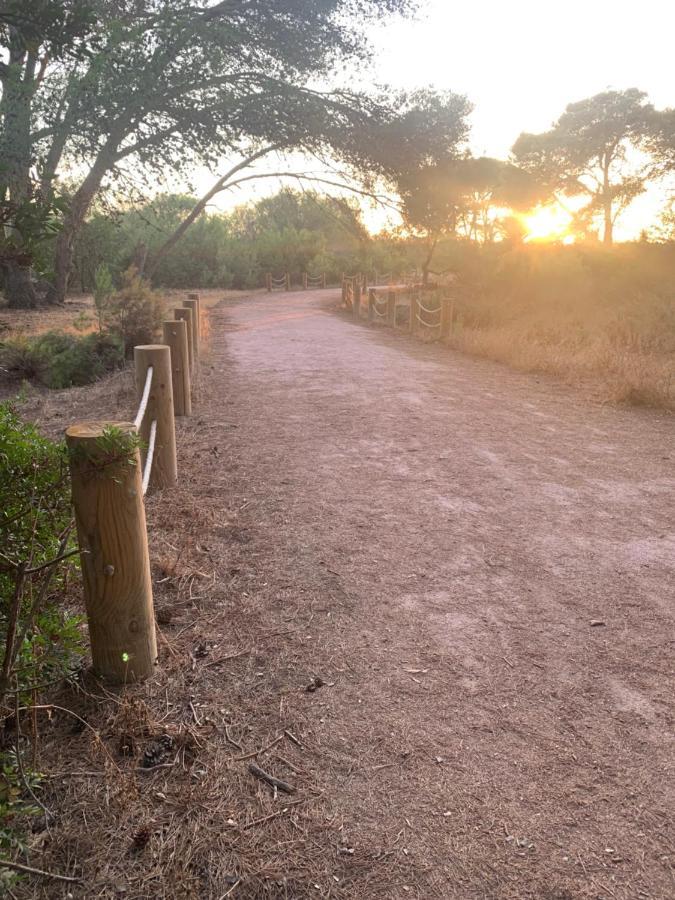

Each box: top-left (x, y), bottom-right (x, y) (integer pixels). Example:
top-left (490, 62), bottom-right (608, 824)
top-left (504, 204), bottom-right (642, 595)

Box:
top-left (162, 319), bottom-right (191, 416)
top-left (353, 281), bottom-right (361, 319)
top-left (285, 272), bottom-right (291, 291)
top-left (387, 290), bottom-right (396, 327)
top-left (134, 345), bottom-right (177, 491)
top-left (66, 422), bottom-right (157, 683)
top-left (303, 272), bottom-right (308, 290)
top-left (266, 273), bottom-right (271, 292)
top-left (174, 308), bottom-right (194, 376)
top-left (409, 292), bottom-right (419, 335)
top-left (322, 272), bottom-right (326, 289)
top-left (182, 299), bottom-right (199, 362)
top-left (186, 292), bottom-right (201, 339)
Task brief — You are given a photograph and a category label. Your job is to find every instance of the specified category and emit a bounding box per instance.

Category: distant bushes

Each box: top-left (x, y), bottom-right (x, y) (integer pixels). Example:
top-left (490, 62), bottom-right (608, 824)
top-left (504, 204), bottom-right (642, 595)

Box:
top-left (0, 331), bottom-right (124, 388)
top-left (101, 266), bottom-right (164, 353)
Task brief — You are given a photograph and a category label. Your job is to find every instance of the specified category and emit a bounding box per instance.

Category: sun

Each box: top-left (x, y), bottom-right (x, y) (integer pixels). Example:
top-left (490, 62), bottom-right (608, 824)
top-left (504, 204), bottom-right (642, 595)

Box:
top-left (520, 204), bottom-right (574, 244)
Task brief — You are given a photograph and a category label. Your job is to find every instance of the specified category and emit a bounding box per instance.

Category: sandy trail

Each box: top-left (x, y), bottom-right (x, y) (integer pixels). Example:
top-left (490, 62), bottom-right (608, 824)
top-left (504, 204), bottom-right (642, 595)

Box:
top-left (203, 288), bottom-right (674, 898)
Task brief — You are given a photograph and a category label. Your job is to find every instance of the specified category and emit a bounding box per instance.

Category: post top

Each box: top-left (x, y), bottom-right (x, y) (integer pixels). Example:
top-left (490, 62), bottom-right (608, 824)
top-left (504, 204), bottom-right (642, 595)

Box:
top-left (133, 344), bottom-right (169, 352)
top-left (65, 421), bottom-right (136, 441)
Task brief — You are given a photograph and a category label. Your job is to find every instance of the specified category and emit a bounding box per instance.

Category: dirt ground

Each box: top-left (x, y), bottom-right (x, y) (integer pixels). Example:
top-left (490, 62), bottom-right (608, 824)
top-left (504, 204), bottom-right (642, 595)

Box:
top-left (7, 289), bottom-right (674, 899)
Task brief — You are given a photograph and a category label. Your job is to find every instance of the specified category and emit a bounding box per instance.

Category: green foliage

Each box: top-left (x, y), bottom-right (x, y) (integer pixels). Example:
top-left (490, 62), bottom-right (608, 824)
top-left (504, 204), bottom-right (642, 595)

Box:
top-left (105, 267), bottom-right (164, 353)
top-left (0, 403), bottom-right (84, 696)
top-left (0, 331), bottom-right (124, 388)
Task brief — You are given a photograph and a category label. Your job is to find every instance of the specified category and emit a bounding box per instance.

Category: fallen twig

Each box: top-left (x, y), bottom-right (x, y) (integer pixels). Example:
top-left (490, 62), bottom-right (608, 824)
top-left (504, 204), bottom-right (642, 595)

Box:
top-left (235, 734), bottom-right (283, 762)
top-left (0, 859), bottom-right (81, 883)
top-left (248, 762), bottom-right (295, 794)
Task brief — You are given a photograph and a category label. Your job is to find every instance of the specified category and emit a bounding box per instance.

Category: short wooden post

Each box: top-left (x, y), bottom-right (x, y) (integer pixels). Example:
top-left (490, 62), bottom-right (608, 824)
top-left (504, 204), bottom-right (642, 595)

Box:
top-left (449, 300), bottom-right (455, 335)
top-left (285, 272), bottom-right (291, 291)
top-left (303, 272), bottom-right (308, 290)
top-left (162, 319), bottom-right (191, 416)
top-left (322, 272), bottom-right (326, 289)
top-left (368, 289), bottom-right (375, 323)
top-left (174, 308), bottom-right (194, 376)
top-left (182, 299), bottom-right (199, 362)
top-left (341, 277), bottom-right (347, 305)
top-left (66, 422), bottom-right (157, 683)
top-left (266, 273), bottom-right (271, 292)
top-left (134, 345), bottom-right (177, 492)
top-left (387, 290), bottom-right (396, 327)
top-left (353, 281), bottom-right (361, 319)
top-left (409, 292), bottom-right (419, 335)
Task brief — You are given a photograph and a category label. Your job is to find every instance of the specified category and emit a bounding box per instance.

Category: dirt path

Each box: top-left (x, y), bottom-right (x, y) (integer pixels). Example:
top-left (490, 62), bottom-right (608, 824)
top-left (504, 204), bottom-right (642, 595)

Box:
top-left (206, 288), bottom-right (674, 899)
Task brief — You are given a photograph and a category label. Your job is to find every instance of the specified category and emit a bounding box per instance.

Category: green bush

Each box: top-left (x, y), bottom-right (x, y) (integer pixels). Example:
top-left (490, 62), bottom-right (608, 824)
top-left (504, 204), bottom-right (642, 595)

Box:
top-left (106, 266), bottom-right (164, 353)
top-left (0, 331), bottom-right (124, 389)
top-left (0, 403), bottom-right (84, 856)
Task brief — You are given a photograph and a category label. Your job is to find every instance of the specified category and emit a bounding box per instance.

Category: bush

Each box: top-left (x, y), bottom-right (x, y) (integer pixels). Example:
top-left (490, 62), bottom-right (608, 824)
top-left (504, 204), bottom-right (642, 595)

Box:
top-left (0, 331), bottom-right (124, 389)
top-left (0, 403), bottom-right (84, 856)
top-left (106, 266), bottom-right (164, 353)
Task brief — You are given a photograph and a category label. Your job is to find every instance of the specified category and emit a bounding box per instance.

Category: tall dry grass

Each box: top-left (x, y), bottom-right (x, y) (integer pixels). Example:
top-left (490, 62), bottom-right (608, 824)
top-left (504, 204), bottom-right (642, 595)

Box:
top-left (441, 242), bottom-right (675, 409)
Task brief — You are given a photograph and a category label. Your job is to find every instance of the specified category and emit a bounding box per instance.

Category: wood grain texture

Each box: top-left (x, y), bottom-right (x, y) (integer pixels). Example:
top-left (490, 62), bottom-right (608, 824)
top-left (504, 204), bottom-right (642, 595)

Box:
top-left (66, 421), bottom-right (157, 682)
top-left (162, 319), bottom-right (191, 417)
top-left (174, 307), bottom-right (194, 375)
top-left (134, 345), bottom-right (177, 491)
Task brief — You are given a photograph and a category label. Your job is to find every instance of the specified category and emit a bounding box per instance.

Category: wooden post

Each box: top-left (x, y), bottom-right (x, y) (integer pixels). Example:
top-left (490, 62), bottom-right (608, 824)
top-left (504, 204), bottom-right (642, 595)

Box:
top-left (303, 272), bottom-right (308, 290)
top-left (322, 272), bottom-right (326, 289)
top-left (134, 345), bottom-right (177, 492)
top-left (449, 300), bottom-right (455, 335)
top-left (66, 421), bottom-right (157, 683)
top-left (409, 292), bottom-right (419, 335)
top-left (173, 308), bottom-right (193, 376)
top-left (266, 273), bottom-right (271, 292)
top-left (368, 289), bottom-right (375, 323)
top-left (182, 299), bottom-right (199, 362)
top-left (341, 277), bottom-right (347, 305)
top-left (387, 290), bottom-right (396, 327)
top-left (353, 281), bottom-right (361, 319)
top-left (162, 320), bottom-right (191, 417)
top-left (285, 272), bottom-right (291, 291)
top-left (187, 292), bottom-right (201, 339)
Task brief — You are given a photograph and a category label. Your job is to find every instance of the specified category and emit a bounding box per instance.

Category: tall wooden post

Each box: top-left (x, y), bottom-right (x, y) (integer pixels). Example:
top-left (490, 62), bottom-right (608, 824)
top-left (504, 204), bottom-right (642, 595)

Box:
top-left (353, 281), bottom-right (361, 319)
top-left (182, 299), bottom-right (199, 362)
top-left (162, 320), bottom-right (191, 416)
top-left (387, 290), bottom-right (396, 327)
top-left (266, 273), bottom-right (271, 292)
top-left (368, 289), bottom-right (375, 323)
top-left (303, 272), bottom-right (308, 290)
top-left (285, 272), bottom-right (291, 291)
top-left (341, 277), bottom-right (347, 305)
top-left (66, 422), bottom-right (157, 683)
top-left (322, 272), bottom-right (326, 289)
top-left (174, 308), bottom-right (194, 375)
top-left (134, 345), bottom-right (177, 491)
top-left (409, 292), bottom-right (419, 335)
top-left (186, 292), bottom-right (201, 339)
top-left (449, 300), bottom-right (456, 335)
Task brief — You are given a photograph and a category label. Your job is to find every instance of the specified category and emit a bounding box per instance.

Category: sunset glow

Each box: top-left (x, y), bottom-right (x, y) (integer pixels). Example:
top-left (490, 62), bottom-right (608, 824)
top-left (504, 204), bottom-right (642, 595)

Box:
top-left (520, 204), bottom-right (574, 243)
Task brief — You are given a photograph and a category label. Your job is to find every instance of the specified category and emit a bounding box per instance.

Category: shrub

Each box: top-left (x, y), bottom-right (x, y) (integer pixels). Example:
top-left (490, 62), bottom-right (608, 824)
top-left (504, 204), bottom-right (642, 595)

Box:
top-left (106, 266), bottom-right (164, 353)
top-left (93, 262), bottom-right (114, 333)
top-left (0, 403), bottom-right (84, 856)
top-left (0, 331), bottom-right (124, 389)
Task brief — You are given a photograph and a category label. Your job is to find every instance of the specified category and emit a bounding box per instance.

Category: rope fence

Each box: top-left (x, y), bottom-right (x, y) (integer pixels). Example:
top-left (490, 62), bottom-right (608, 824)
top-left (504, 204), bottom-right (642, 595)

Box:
top-left (65, 292), bottom-right (206, 684)
top-left (350, 282), bottom-right (456, 341)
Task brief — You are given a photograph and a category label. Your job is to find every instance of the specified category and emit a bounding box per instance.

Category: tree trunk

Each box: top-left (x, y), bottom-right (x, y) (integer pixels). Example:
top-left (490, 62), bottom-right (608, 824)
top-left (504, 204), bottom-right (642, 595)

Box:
top-left (3, 260), bottom-right (37, 308)
top-left (421, 236), bottom-right (438, 285)
top-left (603, 201), bottom-right (613, 245)
top-left (602, 156), bottom-right (613, 245)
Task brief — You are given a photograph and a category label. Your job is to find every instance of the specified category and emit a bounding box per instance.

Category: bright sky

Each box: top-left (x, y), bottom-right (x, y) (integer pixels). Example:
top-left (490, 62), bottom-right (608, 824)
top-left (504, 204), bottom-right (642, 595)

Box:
top-left (196, 0), bottom-right (675, 239)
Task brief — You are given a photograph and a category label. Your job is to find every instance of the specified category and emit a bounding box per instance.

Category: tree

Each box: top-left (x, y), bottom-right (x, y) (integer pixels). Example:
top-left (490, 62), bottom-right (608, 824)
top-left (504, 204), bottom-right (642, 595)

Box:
top-left (512, 89), bottom-right (654, 245)
top-left (1, 0), bottom-right (419, 306)
top-left (398, 156), bottom-right (544, 279)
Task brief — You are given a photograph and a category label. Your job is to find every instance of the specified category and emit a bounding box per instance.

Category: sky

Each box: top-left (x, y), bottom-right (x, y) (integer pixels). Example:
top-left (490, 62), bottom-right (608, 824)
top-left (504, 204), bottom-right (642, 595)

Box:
top-left (195, 0), bottom-right (675, 239)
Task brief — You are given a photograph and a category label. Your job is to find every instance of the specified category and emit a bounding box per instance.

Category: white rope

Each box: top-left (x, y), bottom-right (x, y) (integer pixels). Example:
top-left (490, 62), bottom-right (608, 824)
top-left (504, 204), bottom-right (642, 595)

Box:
top-left (141, 419), bottom-right (157, 496)
top-left (134, 366), bottom-right (153, 430)
top-left (417, 301), bottom-right (442, 316)
top-left (416, 311), bottom-right (441, 328)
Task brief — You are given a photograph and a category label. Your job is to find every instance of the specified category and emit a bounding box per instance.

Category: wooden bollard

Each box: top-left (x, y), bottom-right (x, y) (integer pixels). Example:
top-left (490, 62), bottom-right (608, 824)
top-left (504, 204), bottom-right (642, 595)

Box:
top-left (182, 299), bottom-right (199, 362)
top-left (387, 290), bottom-right (396, 327)
top-left (303, 272), bottom-right (308, 290)
top-left (285, 272), bottom-right (291, 291)
top-left (368, 289), bottom-right (375, 323)
top-left (187, 292), bottom-right (201, 339)
top-left (409, 292), bottom-right (419, 335)
top-left (162, 319), bottom-right (191, 416)
top-left (134, 345), bottom-right (177, 491)
top-left (322, 272), bottom-right (326, 289)
top-left (266, 273), bottom-right (271, 292)
top-left (174, 308), bottom-right (194, 375)
top-left (353, 281), bottom-right (361, 319)
top-left (66, 421), bottom-right (157, 683)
